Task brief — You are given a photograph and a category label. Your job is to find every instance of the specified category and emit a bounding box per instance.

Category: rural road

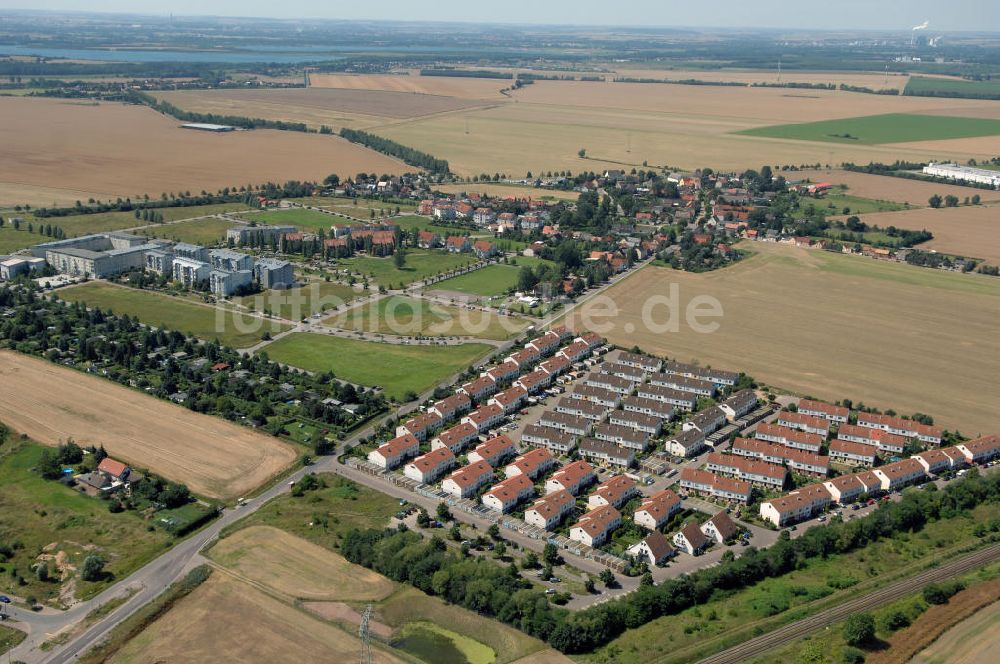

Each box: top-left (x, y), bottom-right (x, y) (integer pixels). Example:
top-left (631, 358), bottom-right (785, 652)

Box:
top-left (693, 542), bottom-right (1000, 664)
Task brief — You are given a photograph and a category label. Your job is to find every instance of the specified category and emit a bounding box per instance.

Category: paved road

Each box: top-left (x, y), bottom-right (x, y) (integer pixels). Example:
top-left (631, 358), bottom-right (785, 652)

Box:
top-left (693, 542), bottom-right (1000, 664)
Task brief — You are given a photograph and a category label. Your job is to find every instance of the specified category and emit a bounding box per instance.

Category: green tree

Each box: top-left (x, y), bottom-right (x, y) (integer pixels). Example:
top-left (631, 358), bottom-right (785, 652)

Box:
top-left (542, 542), bottom-right (559, 565)
top-left (578, 148), bottom-right (587, 158)
top-left (944, 195), bottom-right (959, 208)
top-left (436, 502), bottom-right (452, 522)
top-left (81, 555), bottom-right (106, 582)
top-left (928, 194), bottom-right (943, 209)
top-left (842, 612), bottom-right (876, 647)
top-left (599, 568), bottom-right (616, 587)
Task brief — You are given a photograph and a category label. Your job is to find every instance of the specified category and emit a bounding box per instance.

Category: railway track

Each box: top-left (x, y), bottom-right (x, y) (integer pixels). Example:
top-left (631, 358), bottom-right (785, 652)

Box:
top-left (693, 542), bottom-right (1000, 664)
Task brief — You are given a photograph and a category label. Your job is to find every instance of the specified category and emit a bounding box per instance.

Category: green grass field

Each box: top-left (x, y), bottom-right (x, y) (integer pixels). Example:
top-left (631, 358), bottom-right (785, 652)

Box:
top-left (338, 249), bottom-right (478, 288)
top-left (820, 192), bottom-right (909, 215)
top-left (327, 295), bottom-right (526, 340)
top-left (58, 282), bottom-right (289, 348)
top-left (30, 203), bottom-right (251, 239)
top-left (139, 218), bottom-right (235, 246)
top-left (740, 113), bottom-right (1000, 144)
top-left (238, 281), bottom-right (362, 320)
top-left (260, 332), bottom-right (491, 399)
top-left (391, 214), bottom-right (472, 237)
top-left (0, 439), bottom-right (173, 606)
top-left (431, 256), bottom-right (553, 297)
top-left (905, 75), bottom-right (1000, 99)
top-left (244, 207), bottom-right (342, 232)
top-left (581, 502), bottom-right (1000, 664)
top-left (0, 227), bottom-right (38, 253)
top-left (0, 624), bottom-right (25, 656)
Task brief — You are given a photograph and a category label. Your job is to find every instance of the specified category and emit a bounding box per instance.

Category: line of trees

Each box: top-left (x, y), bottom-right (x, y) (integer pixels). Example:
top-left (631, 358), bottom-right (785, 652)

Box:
top-left (134, 92), bottom-right (309, 132)
top-left (339, 128), bottom-right (450, 174)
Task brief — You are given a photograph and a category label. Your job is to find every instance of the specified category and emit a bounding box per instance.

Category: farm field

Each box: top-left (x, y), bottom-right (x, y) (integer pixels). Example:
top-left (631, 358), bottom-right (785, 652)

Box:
top-left (106, 573), bottom-right (403, 664)
top-left (829, 204), bottom-right (1000, 265)
top-left (58, 281), bottom-right (290, 348)
top-left (239, 280), bottom-right (363, 320)
top-left (327, 295), bottom-right (527, 339)
top-left (793, 168), bottom-right (1000, 204)
top-left (911, 597), bottom-right (1000, 664)
top-left (207, 525), bottom-right (394, 602)
top-left (0, 97), bottom-right (407, 207)
top-left (261, 333), bottom-right (492, 399)
top-left (433, 183), bottom-right (579, 201)
top-left (0, 438), bottom-right (173, 606)
top-left (368, 78), bottom-right (1000, 176)
top-left (153, 87), bottom-right (495, 130)
top-left (905, 75), bottom-right (1000, 99)
top-left (338, 249), bottom-right (479, 287)
top-left (0, 351), bottom-right (298, 500)
top-left (564, 242), bottom-right (1000, 435)
top-left (609, 67), bottom-right (912, 90)
top-left (740, 113), bottom-right (1000, 144)
top-left (309, 72), bottom-right (511, 99)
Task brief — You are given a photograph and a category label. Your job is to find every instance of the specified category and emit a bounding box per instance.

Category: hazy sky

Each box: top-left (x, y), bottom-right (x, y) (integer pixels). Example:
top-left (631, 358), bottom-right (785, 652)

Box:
top-left (1, 0), bottom-right (997, 31)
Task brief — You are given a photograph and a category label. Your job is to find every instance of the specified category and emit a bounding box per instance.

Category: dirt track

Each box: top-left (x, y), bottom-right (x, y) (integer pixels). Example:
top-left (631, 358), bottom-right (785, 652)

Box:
top-left (0, 351), bottom-right (297, 500)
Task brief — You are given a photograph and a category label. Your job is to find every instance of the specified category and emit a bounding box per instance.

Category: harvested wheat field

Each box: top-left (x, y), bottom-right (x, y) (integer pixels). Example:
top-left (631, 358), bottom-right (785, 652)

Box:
top-left (154, 87), bottom-right (493, 130)
top-left (563, 243), bottom-right (1000, 435)
top-left (608, 67), bottom-right (912, 90)
top-left (309, 72), bottom-right (510, 99)
top-left (377, 98), bottom-right (997, 177)
top-left (0, 96), bottom-right (407, 207)
top-left (879, 579), bottom-right (1000, 664)
top-left (209, 526), bottom-right (394, 601)
top-left (107, 573), bottom-right (403, 664)
top-left (831, 204), bottom-right (1000, 265)
top-left (0, 351), bottom-right (297, 500)
top-left (434, 182), bottom-right (579, 201)
top-left (794, 168), bottom-right (1000, 204)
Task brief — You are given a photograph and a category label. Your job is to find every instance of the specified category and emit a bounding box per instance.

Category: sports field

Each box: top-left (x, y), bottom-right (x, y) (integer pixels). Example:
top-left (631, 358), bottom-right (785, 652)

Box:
top-left (208, 526), bottom-right (394, 601)
top-left (339, 249), bottom-right (478, 288)
top-left (261, 333), bottom-right (492, 399)
top-left (829, 204), bottom-right (1000, 265)
top-left (563, 243), bottom-right (1000, 435)
top-left (107, 573), bottom-right (403, 664)
top-left (0, 97), bottom-right (407, 207)
top-left (431, 264), bottom-right (522, 296)
top-left (239, 281), bottom-right (363, 320)
top-left (0, 351), bottom-right (298, 500)
top-left (58, 281), bottom-right (289, 348)
top-left (327, 295), bottom-right (527, 339)
top-left (740, 113), bottom-right (1000, 144)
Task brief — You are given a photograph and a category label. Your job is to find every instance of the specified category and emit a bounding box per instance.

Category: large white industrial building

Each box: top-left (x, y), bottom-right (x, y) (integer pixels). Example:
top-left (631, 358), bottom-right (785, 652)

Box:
top-left (922, 163), bottom-right (1000, 188)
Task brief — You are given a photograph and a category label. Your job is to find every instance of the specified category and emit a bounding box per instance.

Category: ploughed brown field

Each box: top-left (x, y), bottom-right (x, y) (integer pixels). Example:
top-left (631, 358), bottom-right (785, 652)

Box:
top-left (0, 351), bottom-right (297, 500)
top-left (563, 242), bottom-right (1000, 436)
top-left (794, 168), bottom-right (1000, 204)
top-left (830, 204), bottom-right (1000, 265)
top-left (0, 96), bottom-right (408, 207)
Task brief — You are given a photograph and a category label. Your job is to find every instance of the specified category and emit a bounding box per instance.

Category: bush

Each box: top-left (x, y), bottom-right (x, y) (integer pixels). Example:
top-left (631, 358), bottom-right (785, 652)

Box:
top-left (923, 580), bottom-right (964, 605)
top-left (843, 613), bottom-right (876, 647)
top-left (841, 646), bottom-right (866, 663)
top-left (879, 609), bottom-right (910, 633)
